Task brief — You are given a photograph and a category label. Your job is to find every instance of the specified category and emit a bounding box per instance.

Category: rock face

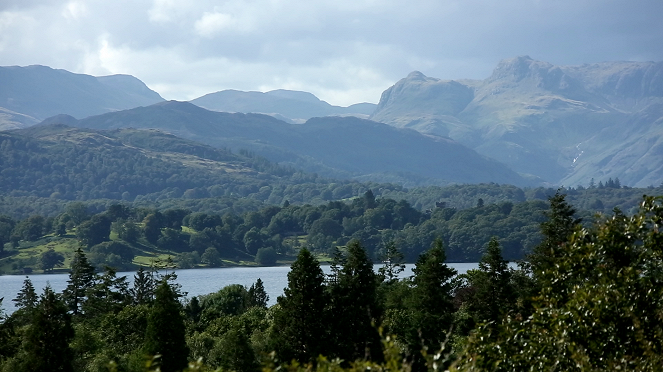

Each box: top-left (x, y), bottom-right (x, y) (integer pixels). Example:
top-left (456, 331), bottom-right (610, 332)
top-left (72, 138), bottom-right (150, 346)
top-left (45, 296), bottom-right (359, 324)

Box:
top-left (371, 56), bottom-right (663, 187)
top-left (190, 89), bottom-right (376, 123)
top-left (0, 65), bottom-right (164, 125)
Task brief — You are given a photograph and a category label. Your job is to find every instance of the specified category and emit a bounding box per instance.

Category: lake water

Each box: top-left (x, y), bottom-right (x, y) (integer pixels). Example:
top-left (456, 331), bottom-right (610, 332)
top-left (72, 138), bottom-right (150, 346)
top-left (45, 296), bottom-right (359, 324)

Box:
top-left (0, 263), bottom-right (482, 314)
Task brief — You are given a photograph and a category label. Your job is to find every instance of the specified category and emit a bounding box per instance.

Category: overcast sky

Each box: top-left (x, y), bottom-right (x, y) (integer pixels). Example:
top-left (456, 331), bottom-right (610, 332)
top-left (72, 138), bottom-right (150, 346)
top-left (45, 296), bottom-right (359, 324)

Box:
top-left (1, 0), bottom-right (662, 106)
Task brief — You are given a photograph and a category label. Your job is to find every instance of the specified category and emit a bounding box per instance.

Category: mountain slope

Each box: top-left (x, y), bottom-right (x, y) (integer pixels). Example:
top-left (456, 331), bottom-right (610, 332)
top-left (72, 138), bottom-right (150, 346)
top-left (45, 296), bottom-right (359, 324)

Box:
top-left (0, 65), bottom-right (164, 125)
top-left (371, 57), bottom-right (663, 187)
top-left (190, 89), bottom-right (376, 123)
top-left (44, 101), bottom-right (531, 186)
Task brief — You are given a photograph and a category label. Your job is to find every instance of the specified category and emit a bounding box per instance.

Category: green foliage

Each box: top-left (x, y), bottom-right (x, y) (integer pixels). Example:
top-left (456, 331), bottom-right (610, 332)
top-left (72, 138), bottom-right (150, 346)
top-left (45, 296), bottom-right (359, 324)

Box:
top-left (12, 276), bottom-right (38, 311)
top-left (39, 248), bottom-right (65, 272)
top-left (248, 278), bottom-right (269, 308)
top-left (63, 247), bottom-right (96, 315)
top-left (20, 286), bottom-right (75, 372)
top-left (272, 247), bottom-right (328, 364)
top-left (255, 247), bottom-right (278, 266)
top-left (455, 196), bottom-right (663, 371)
top-left (328, 240), bottom-right (382, 362)
top-left (143, 280), bottom-right (189, 372)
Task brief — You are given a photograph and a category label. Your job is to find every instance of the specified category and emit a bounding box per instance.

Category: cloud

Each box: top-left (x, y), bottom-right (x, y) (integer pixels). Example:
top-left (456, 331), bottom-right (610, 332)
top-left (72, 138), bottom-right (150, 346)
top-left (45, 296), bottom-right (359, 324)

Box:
top-left (1, 0), bottom-right (662, 105)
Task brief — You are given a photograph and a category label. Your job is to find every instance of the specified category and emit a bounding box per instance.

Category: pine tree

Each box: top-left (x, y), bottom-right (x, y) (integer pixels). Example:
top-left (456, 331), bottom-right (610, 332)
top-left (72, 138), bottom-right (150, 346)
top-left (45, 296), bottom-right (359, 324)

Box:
top-left (131, 267), bottom-right (154, 305)
top-left (13, 276), bottom-right (38, 311)
top-left (465, 237), bottom-right (515, 327)
top-left (248, 278), bottom-right (269, 308)
top-left (143, 280), bottom-right (189, 372)
top-left (409, 238), bottom-right (456, 367)
top-left (21, 286), bottom-right (74, 372)
top-left (378, 241), bottom-right (405, 283)
top-left (529, 190), bottom-right (581, 287)
top-left (62, 247), bottom-right (96, 315)
top-left (271, 248), bottom-right (327, 364)
top-left (329, 240), bottom-right (382, 362)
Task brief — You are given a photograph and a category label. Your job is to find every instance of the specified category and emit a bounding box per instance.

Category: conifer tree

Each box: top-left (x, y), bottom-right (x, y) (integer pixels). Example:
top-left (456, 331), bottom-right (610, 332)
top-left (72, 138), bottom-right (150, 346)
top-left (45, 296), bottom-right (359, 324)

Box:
top-left (13, 276), bottom-right (38, 311)
top-left (529, 189), bottom-right (581, 291)
top-left (465, 237), bottom-right (515, 327)
top-left (272, 247), bottom-right (327, 364)
top-left (21, 286), bottom-right (74, 372)
top-left (143, 280), bottom-right (189, 372)
top-left (131, 267), bottom-right (154, 305)
top-left (62, 247), bottom-right (96, 315)
top-left (329, 240), bottom-right (382, 362)
top-left (409, 238), bottom-right (456, 367)
top-left (248, 278), bottom-right (269, 308)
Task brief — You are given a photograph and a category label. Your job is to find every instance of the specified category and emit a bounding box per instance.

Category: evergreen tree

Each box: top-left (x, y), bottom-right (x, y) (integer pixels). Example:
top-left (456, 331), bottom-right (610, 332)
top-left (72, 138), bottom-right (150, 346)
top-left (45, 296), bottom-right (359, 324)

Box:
top-left (465, 237), bottom-right (516, 328)
top-left (20, 286), bottom-right (74, 372)
top-left (408, 238), bottom-right (456, 368)
top-left (329, 240), bottom-right (382, 362)
top-left (131, 267), bottom-right (154, 305)
top-left (272, 248), bottom-right (327, 364)
top-left (62, 247), bottom-right (96, 315)
top-left (378, 241), bottom-right (405, 283)
top-left (529, 190), bottom-right (581, 289)
top-left (82, 267), bottom-right (131, 317)
top-left (143, 280), bottom-right (189, 372)
top-left (248, 278), bottom-right (269, 308)
top-left (12, 276), bottom-right (38, 311)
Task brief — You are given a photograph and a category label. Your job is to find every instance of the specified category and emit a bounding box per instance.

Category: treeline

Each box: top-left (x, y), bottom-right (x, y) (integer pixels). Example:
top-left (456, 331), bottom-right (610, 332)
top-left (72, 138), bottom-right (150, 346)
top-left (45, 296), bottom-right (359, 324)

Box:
top-left (2, 193), bottom-right (661, 371)
top-left (2, 190), bottom-right (555, 274)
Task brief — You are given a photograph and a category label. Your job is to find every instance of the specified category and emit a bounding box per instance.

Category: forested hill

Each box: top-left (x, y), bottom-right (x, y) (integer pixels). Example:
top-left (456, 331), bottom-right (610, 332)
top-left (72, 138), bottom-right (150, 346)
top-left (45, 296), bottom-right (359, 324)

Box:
top-left (0, 124), bottom-right (390, 205)
top-left (42, 100), bottom-right (533, 187)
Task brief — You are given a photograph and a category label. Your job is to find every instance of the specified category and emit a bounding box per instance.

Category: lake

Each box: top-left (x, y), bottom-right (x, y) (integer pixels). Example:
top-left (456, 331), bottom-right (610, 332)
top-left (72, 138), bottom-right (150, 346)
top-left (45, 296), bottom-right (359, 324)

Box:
top-left (0, 263), bottom-right (483, 314)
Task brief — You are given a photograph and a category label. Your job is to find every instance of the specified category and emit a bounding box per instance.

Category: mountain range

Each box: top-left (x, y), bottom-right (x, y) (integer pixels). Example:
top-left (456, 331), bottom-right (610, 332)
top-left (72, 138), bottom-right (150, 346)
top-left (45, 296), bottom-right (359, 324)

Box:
top-left (191, 89), bottom-right (376, 123)
top-left (2, 57), bottom-right (663, 187)
top-left (371, 56), bottom-right (663, 187)
top-left (0, 65), bottom-right (164, 129)
top-left (40, 101), bottom-right (528, 186)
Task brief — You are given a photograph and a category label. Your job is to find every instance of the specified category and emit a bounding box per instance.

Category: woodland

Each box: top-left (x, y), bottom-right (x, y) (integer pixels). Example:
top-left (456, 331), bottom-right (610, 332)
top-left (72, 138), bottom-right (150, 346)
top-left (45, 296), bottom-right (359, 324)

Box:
top-left (0, 192), bottom-right (661, 372)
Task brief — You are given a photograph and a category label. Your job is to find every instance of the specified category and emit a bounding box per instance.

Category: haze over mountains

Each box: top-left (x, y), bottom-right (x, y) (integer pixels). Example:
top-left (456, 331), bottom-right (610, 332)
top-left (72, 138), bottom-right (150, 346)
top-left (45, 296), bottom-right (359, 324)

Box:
top-left (192, 89), bottom-right (376, 123)
top-left (371, 56), bottom-right (663, 187)
top-left (0, 65), bottom-right (164, 129)
top-left (2, 56), bottom-right (663, 188)
top-left (42, 101), bottom-right (528, 187)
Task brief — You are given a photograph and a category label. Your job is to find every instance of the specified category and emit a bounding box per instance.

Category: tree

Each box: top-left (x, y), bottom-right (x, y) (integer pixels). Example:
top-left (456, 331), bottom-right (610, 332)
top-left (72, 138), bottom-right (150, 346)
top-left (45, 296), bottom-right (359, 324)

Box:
top-left (13, 276), bottom-right (38, 311)
top-left (463, 237), bottom-right (515, 330)
top-left (142, 213), bottom-right (162, 245)
top-left (76, 214), bottom-right (111, 247)
top-left (272, 247), bottom-right (328, 364)
top-left (39, 249), bottom-right (65, 272)
top-left (143, 280), bottom-right (189, 372)
top-left (201, 247), bottom-right (222, 267)
top-left (528, 189), bottom-right (581, 291)
top-left (255, 247), bottom-right (278, 266)
top-left (131, 267), bottom-right (154, 305)
top-left (20, 286), bottom-right (75, 372)
top-left (62, 247), bottom-right (96, 315)
top-left (378, 241), bottom-right (405, 283)
top-left (456, 196), bottom-right (663, 371)
top-left (408, 238), bottom-right (456, 368)
top-left (328, 240), bottom-right (382, 362)
top-left (248, 278), bottom-right (269, 308)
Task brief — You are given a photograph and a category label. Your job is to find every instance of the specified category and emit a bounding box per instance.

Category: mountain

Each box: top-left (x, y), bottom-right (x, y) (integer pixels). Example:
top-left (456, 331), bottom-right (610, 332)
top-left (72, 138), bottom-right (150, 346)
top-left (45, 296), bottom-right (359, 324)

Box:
top-left (41, 100), bottom-right (531, 186)
top-left (371, 57), bottom-right (663, 187)
top-left (190, 89), bottom-right (376, 123)
top-left (0, 65), bottom-right (164, 127)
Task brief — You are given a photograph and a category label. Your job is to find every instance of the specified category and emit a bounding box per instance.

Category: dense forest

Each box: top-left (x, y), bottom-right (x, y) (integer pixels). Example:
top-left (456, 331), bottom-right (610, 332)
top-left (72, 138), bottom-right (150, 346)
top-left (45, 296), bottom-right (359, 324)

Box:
top-left (0, 192), bottom-right (661, 371)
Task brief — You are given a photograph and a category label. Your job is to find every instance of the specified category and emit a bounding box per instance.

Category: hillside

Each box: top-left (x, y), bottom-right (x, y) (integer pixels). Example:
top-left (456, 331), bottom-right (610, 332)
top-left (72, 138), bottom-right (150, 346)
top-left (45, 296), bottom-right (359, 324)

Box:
top-left (44, 101), bottom-right (532, 186)
top-left (371, 57), bottom-right (663, 187)
top-left (0, 65), bottom-right (164, 128)
top-left (190, 89), bottom-right (376, 123)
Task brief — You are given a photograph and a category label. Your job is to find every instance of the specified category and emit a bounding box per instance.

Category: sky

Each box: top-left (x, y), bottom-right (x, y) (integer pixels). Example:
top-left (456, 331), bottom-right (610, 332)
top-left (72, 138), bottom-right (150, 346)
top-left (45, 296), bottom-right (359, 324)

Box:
top-left (1, 0), bottom-right (662, 106)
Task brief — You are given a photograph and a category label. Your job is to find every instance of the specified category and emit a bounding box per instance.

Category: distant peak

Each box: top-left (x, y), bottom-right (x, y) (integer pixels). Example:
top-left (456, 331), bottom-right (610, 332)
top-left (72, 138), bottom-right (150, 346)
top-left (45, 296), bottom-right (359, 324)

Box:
top-left (406, 71), bottom-right (428, 80)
